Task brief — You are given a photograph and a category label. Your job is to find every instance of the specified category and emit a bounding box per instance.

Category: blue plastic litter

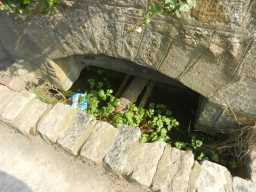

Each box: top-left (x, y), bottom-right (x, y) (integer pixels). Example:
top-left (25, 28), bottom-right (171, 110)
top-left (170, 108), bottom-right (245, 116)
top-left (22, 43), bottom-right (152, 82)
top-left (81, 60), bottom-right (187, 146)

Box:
top-left (70, 93), bottom-right (88, 111)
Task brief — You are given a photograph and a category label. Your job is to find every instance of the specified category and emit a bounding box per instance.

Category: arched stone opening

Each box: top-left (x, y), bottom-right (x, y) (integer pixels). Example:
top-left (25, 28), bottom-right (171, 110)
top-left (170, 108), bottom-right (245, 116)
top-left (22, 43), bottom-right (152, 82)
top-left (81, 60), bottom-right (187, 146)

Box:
top-left (0, 0), bottom-right (256, 180)
top-left (0, 0), bottom-right (255, 136)
top-left (41, 54), bottom-right (243, 134)
top-left (43, 54), bottom-right (202, 129)
top-left (38, 54), bottom-right (255, 177)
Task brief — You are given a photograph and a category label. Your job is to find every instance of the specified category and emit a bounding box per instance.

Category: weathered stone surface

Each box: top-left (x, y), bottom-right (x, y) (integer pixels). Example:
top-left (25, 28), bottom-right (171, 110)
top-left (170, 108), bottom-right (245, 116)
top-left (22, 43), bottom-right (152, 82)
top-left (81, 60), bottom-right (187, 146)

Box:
top-left (233, 177), bottom-right (256, 192)
top-left (241, 39), bottom-right (256, 81)
top-left (114, 10), bottom-right (144, 61)
top-left (135, 22), bottom-right (171, 67)
top-left (214, 79), bottom-right (256, 118)
top-left (126, 142), bottom-right (166, 187)
top-left (88, 5), bottom-right (123, 58)
top-left (195, 78), bottom-right (256, 133)
top-left (152, 146), bottom-right (194, 192)
top-left (247, 149), bottom-right (256, 182)
top-left (55, 7), bottom-right (98, 57)
top-left (179, 31), bottom-right (240, 98)
top-left (12, 98), bottom-right (50, 136)
top-left (80, 121), bottom-right (118, 164)
top-left (38, 103), bottom-right (75, 143)
top-left (104, 126), bottom-right (141, 175)
top-left (0, 91), bottom-right (35, 123)
top-left (159, 39), bottom-right (190, 79)
top-left (104, 125), bottom-right (165, 187)
top-left (57, 112), bottom-right (95, 156)
top-left (214, 109), bottom-right (241, 133)
top-left (0, 59), bottom-right (40, 92)
top-left (23, 17), bottom-right (67, 59)
top-left (0, 86), bottom-right (15, 111)
top-left (26, 7), bottom-right (98, 58)
top-left (195, 98), bottom-right (242, 134)
top-left (195, 98), bottom-right (224, 134)
top-left (115, 0), bottom-right (147, 8)
top-left (42, 58), bottom-right (85, 91)
top-left (189, 160), bottom-right (233, 192)
top-left (0, 0), bottom-right (255, 133)
top-left (0, 14), bottom-right (42, 59)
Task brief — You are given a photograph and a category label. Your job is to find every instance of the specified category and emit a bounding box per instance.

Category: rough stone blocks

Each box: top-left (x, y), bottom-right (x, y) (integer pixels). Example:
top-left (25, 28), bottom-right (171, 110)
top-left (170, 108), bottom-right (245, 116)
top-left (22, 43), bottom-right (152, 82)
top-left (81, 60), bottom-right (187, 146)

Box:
top-left (38, 103), bottom-right (76, 143)
top-left (152, 146), bottom-right (194, 192)
top-left (0, 90), bottom-right (35, 123)
top-left (12, 98), bottom-right (50, 136)
top-left (57, 112), bottom-right (96, 156)
top-left (80, 121), bottom-right (118, 164)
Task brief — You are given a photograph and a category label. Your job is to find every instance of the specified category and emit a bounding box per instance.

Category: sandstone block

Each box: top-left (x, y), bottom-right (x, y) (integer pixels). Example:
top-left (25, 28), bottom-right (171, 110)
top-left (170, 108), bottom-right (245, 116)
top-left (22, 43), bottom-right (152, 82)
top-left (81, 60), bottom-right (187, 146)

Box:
top-left (152, 146), bottom-right (194, 192)
top-left (189, 160), bottom-right (233, 192)
top-left (42, 58), bottom-right (85, 91)
top-left (38, 103), bottom-right (75, 143)
top-left (127, 142), bottom-right (166, 187)
top-left (0, 91), bottom-right (35, 123)
top-left (57, 112), bottom-right (96, 156)
top-left (12, 98), bottom-right (50, 136)
top-left (233, 177), bottom-right (256, 192)
top-left (80, 121), bottom-right (118, 164)
top-left (247, 149), bottom-right (256, 182)
top-left (104, 125), bottom-right (165, 187)
top-left (0, 86), bottom-right (15, 111)
top-left (104, 126), bottom-right (141, 174)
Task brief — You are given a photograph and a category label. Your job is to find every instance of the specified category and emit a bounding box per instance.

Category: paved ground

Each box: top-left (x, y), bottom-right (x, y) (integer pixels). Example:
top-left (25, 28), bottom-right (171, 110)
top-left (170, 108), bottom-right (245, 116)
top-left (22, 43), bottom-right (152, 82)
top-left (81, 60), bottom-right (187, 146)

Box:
top-left (0, 122), bottom-right (148, 192)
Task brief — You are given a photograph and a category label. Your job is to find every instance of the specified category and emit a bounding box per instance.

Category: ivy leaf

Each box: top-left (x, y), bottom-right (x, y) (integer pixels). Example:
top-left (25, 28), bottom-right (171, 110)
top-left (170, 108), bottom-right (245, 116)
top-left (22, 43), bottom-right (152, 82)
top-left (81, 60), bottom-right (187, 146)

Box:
top-left (175, 141), bottom-right (186, 150)
top-left (186, 0), bottom-right (197, 8)
top-left (179, 3), bottom-right (191, 12)
top-left (140, 134), bottom-right (149, 143)
top-left (149, 2), bottom-right (162, 15)
top-left (98, 89), bottom-right (106, 100)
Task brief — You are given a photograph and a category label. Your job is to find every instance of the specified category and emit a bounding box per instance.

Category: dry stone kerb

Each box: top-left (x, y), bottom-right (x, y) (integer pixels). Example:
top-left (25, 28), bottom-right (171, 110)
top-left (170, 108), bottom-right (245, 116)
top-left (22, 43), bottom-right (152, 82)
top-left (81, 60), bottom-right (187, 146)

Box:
top-left (0, 86), bottom-right (255, 191)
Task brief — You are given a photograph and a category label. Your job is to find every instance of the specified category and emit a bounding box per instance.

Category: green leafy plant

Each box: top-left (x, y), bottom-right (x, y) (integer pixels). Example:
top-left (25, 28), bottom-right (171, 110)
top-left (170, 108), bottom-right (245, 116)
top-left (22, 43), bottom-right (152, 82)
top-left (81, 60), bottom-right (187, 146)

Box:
top-left (76, 78), bottom-right (237, 165)
top-left (0, 0), bottom-right (60, 14)
top-left (111, 102), bottom-right (180, 144)
top-left (86, 89), bottom-right (120, 120)
top-left (112, 104), bottom-right (145, 128)
top-left (35, 67), bottom-right (242, 171)
top-left (144, 0), bottom-right (196, 24)
top-left (77, 78), bottom-right (213, 162)
top-left (78, 78), bottom-right (180, 144)
top-left (83, 79), bottom-right (120, 121)
top-left (140, 103), bottom-right (179, 143)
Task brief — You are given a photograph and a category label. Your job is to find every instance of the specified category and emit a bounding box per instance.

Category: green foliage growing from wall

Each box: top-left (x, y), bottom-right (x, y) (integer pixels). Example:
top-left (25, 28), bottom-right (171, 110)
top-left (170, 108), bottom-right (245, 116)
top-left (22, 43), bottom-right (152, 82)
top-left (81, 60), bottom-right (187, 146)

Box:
top-left (0, 0), bottom-right (60, 14)
top-left (144, 0), bottom-right (196, 24)
top-left (0, 0), bottom-right (196, 19)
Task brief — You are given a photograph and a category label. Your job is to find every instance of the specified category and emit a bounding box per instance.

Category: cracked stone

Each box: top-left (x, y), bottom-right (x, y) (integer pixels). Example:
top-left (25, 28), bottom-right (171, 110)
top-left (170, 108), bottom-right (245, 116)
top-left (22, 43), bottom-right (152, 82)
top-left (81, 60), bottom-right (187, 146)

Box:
top-left (152, 146), bottom-right (194, 192)
top-left (38, 103), bottom-right (76, 143)
top-left (127, 142), bottom-right (166, 187)
top-left (57, 112), bottom-right (96, 156)
top-left (104, 125), bottom-right (165, 187)
top-left (188, 160), bottom-right (233, 192)
top-left (80, 121), bottom-right (118, 164)
top-left (104, 126), bottom-right (141, 175)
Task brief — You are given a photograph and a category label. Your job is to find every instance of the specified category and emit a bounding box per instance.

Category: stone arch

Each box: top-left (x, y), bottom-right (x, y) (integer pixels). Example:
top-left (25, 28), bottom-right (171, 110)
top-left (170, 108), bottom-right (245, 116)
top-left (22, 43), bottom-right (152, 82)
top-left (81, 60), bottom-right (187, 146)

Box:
top-left (0, 0), bottom-right (256, 133)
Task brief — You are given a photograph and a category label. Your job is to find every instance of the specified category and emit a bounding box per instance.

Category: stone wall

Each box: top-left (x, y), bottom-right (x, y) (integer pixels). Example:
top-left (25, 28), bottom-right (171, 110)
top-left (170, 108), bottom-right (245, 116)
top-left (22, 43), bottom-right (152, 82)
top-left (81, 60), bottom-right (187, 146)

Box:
top-left (1, 84), bottom-right (256, 191)
top-left (0, 0), bottom-right (255, 133)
